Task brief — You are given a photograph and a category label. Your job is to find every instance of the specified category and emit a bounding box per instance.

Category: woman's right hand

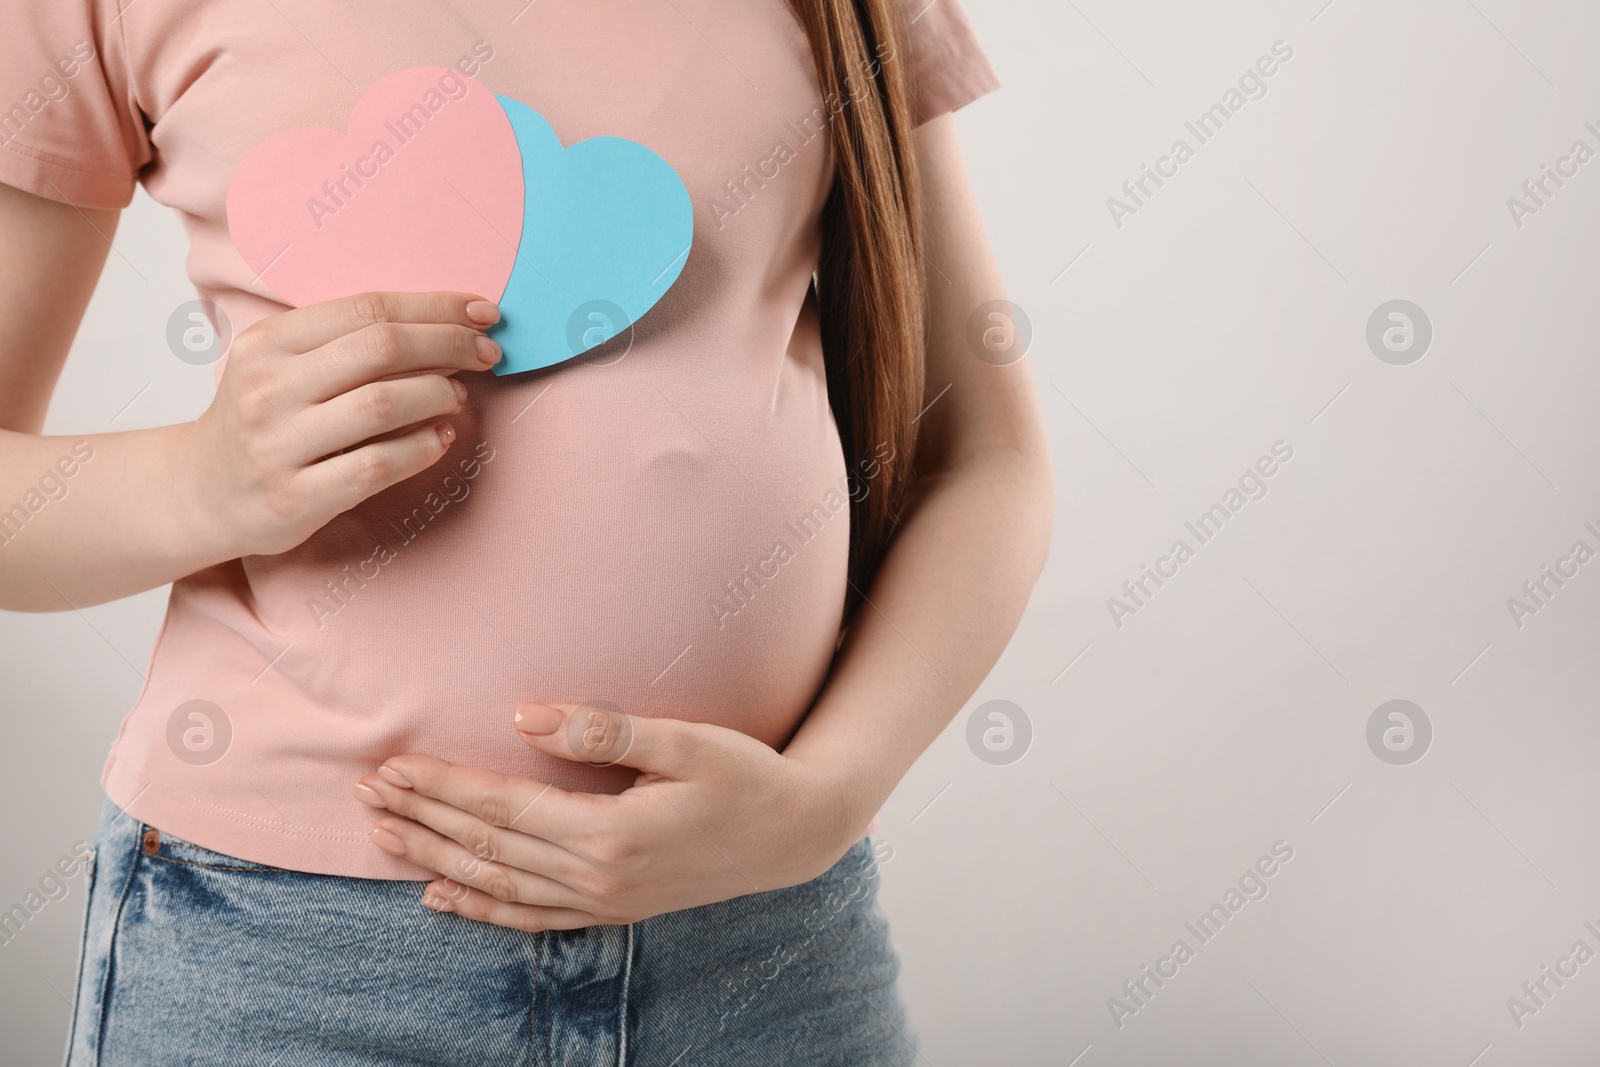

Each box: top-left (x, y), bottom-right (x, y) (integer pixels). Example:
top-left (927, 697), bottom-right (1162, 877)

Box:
top-left (187, 291), bottom-right (501, 558)
top-left (0, 182), bottom-right (503, 611)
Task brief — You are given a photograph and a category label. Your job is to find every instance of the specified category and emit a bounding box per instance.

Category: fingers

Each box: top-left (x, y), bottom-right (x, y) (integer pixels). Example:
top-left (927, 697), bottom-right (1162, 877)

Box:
top-left (371, 755), bottom-right (603, 853)
top-left (304, 321), bottom-right (501, 403)
top-left (294, 420), bottom-right (459, 512)
top-left (260, 290), bottom-right (500, 355)
top-left (367, 813), bottom-right (593, 913)
top-left (420, 879), bottom-right (602, 932)
top-left (355, 770), bottom-right (588, 888)
top-left (513, 703), bottom-right (709, 779)
top-left (291, 374), bottom-right (466, 462)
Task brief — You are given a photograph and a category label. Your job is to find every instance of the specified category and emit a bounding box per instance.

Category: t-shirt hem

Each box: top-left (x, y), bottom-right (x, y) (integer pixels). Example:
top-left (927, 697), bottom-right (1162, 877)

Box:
top-left (0, 138), bottom-right (136, 209)
top-left (911, 68), bottom-right (1001, 128)
top-left (102, 761), bottom-right (436, 881)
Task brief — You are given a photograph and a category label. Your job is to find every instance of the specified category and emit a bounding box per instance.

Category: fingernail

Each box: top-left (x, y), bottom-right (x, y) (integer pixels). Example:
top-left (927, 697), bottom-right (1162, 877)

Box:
top-left (378, 765), bottom-right (412, 788)
top-left (466, 300), bottom-right (501, 326)
top-left (352, 782), bottom-right (386, 808)
top-left (475, 334), bottom-right (501, 364)
top-left (369, 826), bottom-right (407, 856)
top-left (452, 378), bottom-right (468, 404)
top-left (515, 702), bottom-right (564, 736)
top-left (422, 885), bottom-right (457, 911)
top-left (435, 423), bottom-right (455, 448)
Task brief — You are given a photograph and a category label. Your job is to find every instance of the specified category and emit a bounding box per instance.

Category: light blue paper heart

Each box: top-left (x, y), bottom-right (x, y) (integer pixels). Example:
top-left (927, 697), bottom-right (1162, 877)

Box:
top-left (489, 97), bottom-right (693, 375)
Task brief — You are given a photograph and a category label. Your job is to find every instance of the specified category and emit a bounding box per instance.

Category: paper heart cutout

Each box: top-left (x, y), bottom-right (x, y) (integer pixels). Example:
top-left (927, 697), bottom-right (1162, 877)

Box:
top-left (226, 67), bottom-right (693, 376)
top-left (492, 96), bottom-right (692, 375)
top-left (226, 67), bottom-right (523, 310)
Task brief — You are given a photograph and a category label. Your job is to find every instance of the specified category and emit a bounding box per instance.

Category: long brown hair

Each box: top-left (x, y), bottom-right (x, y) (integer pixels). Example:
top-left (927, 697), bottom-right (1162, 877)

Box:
top-left (786, 0), bottom-right (925, 621)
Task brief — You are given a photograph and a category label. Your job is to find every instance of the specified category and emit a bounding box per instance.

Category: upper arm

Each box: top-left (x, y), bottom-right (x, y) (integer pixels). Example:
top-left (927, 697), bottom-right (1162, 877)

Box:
top-left (0, 181), bottom-right (117, 433)
top-left (912, 115), bottom-right (1046, 472)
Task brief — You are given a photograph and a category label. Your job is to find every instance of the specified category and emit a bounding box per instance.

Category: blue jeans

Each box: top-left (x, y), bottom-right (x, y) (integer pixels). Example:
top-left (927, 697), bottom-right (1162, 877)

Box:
top-left (64, 799), bottom-right (914, 1065)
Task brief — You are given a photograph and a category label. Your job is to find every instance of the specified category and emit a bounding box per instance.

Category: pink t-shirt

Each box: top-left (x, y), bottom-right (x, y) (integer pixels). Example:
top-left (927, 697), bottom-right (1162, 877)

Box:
top-left (1, 0), bottom-right (998, 878)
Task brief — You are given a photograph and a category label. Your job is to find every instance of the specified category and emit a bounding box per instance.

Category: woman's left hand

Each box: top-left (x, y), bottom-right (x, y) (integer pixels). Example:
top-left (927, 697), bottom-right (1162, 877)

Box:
top-left (353, 703), bottom-right (874, 930)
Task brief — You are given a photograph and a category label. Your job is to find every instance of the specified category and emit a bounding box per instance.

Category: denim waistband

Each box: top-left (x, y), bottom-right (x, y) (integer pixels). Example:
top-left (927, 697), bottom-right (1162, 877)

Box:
top-left (64, 797), bottom-right (913, 1066)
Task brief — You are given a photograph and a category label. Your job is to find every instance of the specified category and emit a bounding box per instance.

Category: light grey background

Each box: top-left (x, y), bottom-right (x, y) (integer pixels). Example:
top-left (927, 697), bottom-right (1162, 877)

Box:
top-left (4, 0), bottom-right (1598, 1063)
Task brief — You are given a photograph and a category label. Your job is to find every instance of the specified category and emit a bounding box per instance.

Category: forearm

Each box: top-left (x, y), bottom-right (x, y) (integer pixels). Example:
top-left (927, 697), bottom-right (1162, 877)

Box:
top-left (0, 422), bottom-right (224, 611)
top-left (0, 187), bottom-right (222, 610)
top-left (784, 444), bottom-right (1053, 828)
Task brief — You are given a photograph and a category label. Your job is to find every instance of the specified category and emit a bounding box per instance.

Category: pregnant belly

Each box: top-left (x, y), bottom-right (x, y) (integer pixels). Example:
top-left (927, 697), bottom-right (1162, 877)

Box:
top-left (235, 387), bottom-right (852, 794)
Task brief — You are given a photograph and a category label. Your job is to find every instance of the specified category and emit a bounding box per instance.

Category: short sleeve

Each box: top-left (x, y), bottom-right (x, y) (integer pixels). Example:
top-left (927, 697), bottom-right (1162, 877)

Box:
top-left (0, 0), bottom-right (150, 209)
top-left (894, 0), bottom-right (1002, 127)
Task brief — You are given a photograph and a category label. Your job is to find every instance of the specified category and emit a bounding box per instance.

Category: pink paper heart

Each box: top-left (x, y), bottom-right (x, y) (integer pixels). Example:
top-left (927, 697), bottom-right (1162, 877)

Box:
top-left (227, 66), bottom-right (523, 307)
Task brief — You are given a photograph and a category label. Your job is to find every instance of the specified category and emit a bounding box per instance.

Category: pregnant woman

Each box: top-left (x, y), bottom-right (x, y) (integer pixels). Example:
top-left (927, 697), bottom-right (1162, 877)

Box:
top-left (0, 0), bottom-right (1051, 1063)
